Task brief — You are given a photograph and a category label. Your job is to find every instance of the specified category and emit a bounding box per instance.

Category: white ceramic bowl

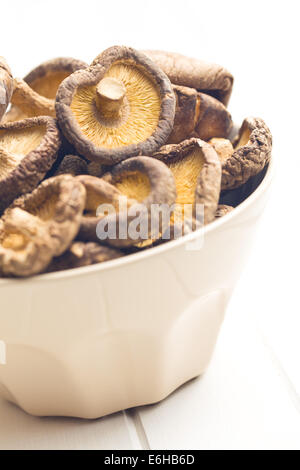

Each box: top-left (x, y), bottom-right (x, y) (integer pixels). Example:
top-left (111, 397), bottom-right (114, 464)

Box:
top-left (0, 162), bottom-right (273, 418)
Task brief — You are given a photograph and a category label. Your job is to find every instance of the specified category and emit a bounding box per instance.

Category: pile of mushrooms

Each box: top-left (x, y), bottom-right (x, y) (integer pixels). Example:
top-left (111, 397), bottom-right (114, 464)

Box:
top-left (0, 47), bottom-right (272, 277)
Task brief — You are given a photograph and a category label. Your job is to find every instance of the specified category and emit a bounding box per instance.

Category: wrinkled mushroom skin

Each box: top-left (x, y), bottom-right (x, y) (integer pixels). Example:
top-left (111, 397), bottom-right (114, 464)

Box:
top-left (11, 175), bottom-right (86, 257)
top-left (46, 241), bottom-right (123, 273)
top-left (4, 57), bottom-right (87, 123)
top-left (78, 156), bottom-right (177, 247)
top-left (153, 138), bottom-right (221, 224)
top-left (0, 117), bottom-right (61, 213)
top-left (54, 155), bottom-right (88, 177)
top-left (0, 57), bottom-right (13, 122)
top-left (87, 161), bottom-right (104, 178)
top-left (215, 204), bottom-right (234, 219)
top-left (169, 85), bottom-right (233, 144)
top-left (142, 50), bottom-right (234, 106)
top-left (221, 117), bottom-right (272, 190)
top-left (56, 46), bottom-right (176, 164)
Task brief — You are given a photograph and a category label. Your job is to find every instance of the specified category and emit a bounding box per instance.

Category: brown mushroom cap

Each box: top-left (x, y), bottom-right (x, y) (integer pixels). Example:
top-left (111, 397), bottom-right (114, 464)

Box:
top-left (170, 85), bottom-right (232, 144)
top-left (0, 208), bottom-right (55, 277)
top-left (46, 241), bottom-right (123, 273)
top-left (4, 57), bottom-right (87, 123)
top-left (54, 154), bottom-right (88, 176)
top-left (77, 174), bottom-right (122, 216)
top-left (78, 156), bottom-right (177, 247)
top-left (11, 174), bottom-right (86, 257)
top-left (153, 138), bottom-right (221, 225)
top-left (56, 46), bottom-right (176, 164)
top-left (0, 116), bottom-right (61, 212)
top-left (208, 137), bottom-right (234, 164)
top-left (0, 57), bottom-right (13, 122)
top-left (221, 117), bottom-right (272, 190)
top-left (24, 57), bottom-right (88, 98)
top-left (87, 161), bottom-right (104, 178)
top-left (142, 50), bottom-right (234, 106)
top-left (75, 174), bottom-right (123, 242)
top-left (215, 204), bottom-right (234, 219)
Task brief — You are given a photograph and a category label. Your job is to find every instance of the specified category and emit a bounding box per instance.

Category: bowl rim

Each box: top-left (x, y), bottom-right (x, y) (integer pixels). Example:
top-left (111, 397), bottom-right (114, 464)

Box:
top-left (0, 159), bottom-right (274, 286)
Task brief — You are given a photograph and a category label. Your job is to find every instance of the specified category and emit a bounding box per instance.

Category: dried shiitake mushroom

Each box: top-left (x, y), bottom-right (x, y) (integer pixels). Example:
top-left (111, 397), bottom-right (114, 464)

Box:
top-left (169, 85), bottom-right (232, 143)
top-left (5, 57), bottom-right (87, 122)
top-left (221, 117), bottom-right (272, 190)
top-left (208, 137), bottom-right (234, 164)
top-left (78, 156), bottom-right (176, 247)
top-left (76, 174), bottom-right (122, 217)
top-left (87, 161), bottom-right (104, 178)
top-left (0, 208), bottom-right (54, 277)
top-left (0, 175), bottom-right (86, 277)
top-left (54, 154), bottom-right (88, 176)
top-left (0, 116), bottom-right (61, 212)
top-left (46, 241), bottom-right (123, 273)
top-left (142, 50), bottom-right (234, 106)
top-left (153, 138), bottom-right (221, 225)
top-left (56, 46), bottom-right (176, 164)
top-left (10, 175), bottom-right (86, 259)
top-left (215, 204), bottom-right (233, 218)
top-left (0, 57), bottom-right (13, 122)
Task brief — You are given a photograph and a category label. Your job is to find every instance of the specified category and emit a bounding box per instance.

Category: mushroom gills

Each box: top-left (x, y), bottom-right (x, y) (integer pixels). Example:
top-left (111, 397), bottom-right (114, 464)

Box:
top-left (0, 125), bottom-right (46, 181)
top-left (22, 193), bottom-right (59, 221)
top-left (114, 171), bottom-right (151, 203)
top-left (168, 148), bottom-right (204, 221)
top-left (70, 63), bottom-right (161, 148)
top-left (84, 188), bottom-right (117, 217)
top-left (236, 128), bottom-right (251, 148)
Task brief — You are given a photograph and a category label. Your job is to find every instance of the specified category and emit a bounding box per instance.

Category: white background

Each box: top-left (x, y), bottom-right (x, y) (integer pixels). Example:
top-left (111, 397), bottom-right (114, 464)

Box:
top-left (0, 0), bottom-right (300, 450)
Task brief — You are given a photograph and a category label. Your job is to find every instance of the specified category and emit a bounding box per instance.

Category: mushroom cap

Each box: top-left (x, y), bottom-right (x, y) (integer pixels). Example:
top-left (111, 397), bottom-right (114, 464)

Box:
top-left (11, 174), bottom-right (86, 257)
top-left (75, 174), bottom-right (123, 241)
top-left (0, 116), bottom-right (61, 212)
top-left (46, 241), bottom-right (123, 273)
top-left (56, 46), bottom-right (176, 164)
top-left (170, 85), bottom-right (233, 144)
top-left (142, 50), bottom-right (234, 106)
top-left (0, 57), bottom-right (13, 122)
top-left (4, 57), bottom-right (88, 122)
top-left (221, 117), bottom-right (272, 190)
top-left (0, 208), bottom-right (54, 277)
top-left (78, 156), bottom-right (177, 247)
top-left (153, 138), bottom-right (221, 224)
top-left (54, 154), bottom-right (88, 176)
top-left (24, 57), bottom-right (88, 98)
top-left (208, 137), bottom-right (234, 164)
top-left (87, 161), bottom-right (104, 178)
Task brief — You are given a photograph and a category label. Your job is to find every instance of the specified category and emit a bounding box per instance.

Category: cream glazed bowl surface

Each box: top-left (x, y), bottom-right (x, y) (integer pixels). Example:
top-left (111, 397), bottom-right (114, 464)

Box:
top-left (0, 162), bottom-right (273, 419)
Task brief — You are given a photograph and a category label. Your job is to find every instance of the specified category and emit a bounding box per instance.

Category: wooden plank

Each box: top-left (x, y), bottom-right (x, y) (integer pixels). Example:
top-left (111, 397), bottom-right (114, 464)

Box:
top-left (138, 303), bottom-right (300, 450)
top-left (0, 404), bottom-right (136, 450)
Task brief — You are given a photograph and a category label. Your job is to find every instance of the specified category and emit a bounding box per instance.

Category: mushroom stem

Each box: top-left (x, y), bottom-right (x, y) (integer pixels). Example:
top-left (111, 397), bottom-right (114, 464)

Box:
top-left (11, 78), bottom-right (55, 117)
top-left (95, 77), bottom-right (126, 117)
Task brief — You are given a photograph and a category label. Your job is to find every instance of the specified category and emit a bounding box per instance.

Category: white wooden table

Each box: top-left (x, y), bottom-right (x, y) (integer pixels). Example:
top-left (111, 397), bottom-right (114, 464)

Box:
top-left (0, 0), bottom-right (299, 451)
